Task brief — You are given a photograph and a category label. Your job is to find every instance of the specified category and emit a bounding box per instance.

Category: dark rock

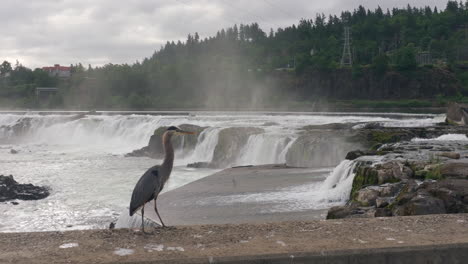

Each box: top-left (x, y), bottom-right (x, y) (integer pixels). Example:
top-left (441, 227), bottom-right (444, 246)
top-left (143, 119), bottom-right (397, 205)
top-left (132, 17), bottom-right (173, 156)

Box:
top-left (393, 192), bottom-right (446, 216)
top-left (375, 197), bottom-right (392, 208)
top-left (11, 201), bottom-right (19, 205)
top-left (262, 122), bottom-right (279, 126)
top-left (392, 180), bottom-right (419, 206)
top-left (438, 147), bottom-right (454, 152)
top-left (0, 175), bottom-right (49, 202)
top-left (187, 162), bottom-right (215, 168)
top-left (437, 152), bottom-right (460, 159)
top-left (10, 149), bottom-right (18, 154)
top-left (326, 202), bottom-right (376, 219)
top-left (379, 182), bottom-right (404, 197)
top-left (301, 123), bottom-right (356, 130)
top-left (345, 150), bottom-right (376, 160)
top-left (439, 162), bottom-right (468, 179)
top-left (374, 208), bottom-right (392, 217)
top-left (327, 206), bottom-right (353, 219)
top-left (422, 179), bottom-right (468, 213)
top-left (362, 122), bottom-right (384, 129)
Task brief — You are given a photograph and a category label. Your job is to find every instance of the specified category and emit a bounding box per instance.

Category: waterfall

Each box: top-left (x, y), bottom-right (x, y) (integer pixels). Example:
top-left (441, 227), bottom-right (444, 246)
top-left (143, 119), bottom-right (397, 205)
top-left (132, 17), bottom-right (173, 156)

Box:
top-left (236, 134), bottom-right (293, 166)
top-left (185, 127), bottom-right (221, 163)
top-left (317, 159), bottom-right (357, 205)
top-left (0, 114), bottom-right (169, 153)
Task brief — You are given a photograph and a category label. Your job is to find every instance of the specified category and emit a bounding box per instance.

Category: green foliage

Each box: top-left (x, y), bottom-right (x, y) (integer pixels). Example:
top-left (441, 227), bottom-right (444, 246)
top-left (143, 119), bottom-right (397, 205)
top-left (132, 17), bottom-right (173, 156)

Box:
top-left (351, 65), bottom-right (364, 78)
top-left (395, 44), bottom-right (418, 71)
top-left (371, 54), bottom-right (389, 75)
top-left (425, 165), bottom-right (443, 180)
top-left (351, 166), bottom-right (378, 199)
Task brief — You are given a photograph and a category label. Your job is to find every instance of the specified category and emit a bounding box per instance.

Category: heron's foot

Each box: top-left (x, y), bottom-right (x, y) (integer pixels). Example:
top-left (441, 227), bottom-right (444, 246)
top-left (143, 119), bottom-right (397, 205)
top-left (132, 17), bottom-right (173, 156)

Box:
top-left (162, 225), bottom-right (176, 231)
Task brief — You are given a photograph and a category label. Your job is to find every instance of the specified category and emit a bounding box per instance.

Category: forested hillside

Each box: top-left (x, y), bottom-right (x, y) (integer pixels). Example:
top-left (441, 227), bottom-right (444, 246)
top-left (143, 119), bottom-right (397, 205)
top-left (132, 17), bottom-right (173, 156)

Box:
top-left (1, 1), bottom-right (468, 109)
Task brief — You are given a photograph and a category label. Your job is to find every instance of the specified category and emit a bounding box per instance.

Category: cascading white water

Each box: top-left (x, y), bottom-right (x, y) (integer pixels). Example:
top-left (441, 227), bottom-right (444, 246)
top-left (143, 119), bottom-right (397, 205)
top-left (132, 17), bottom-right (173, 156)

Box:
top-left (318, 159), bottom-right (357, 204)
top-left (184, 127), bottom-right (221, 163)
top-left (0, 114), bottom-right (169, 153)
top-left (236, 133), bottom-right (294, 165)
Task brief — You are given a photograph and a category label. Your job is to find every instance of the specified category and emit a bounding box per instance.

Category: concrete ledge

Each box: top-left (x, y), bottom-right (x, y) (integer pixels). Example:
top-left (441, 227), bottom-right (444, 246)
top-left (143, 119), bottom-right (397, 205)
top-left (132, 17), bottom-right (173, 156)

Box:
top-left (1, 214), bottom-right (467, 263)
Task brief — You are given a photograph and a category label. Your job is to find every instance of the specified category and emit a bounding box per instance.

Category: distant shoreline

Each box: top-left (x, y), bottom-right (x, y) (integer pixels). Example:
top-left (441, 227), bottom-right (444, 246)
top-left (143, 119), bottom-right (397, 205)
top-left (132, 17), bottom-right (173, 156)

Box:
top-left (0, 108), bottom-right (444, 117)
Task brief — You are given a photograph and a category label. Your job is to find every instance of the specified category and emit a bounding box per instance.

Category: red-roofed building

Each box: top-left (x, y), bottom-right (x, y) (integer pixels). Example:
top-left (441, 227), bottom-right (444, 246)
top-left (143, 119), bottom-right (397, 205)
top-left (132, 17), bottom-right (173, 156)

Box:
top-left (42, 64), bottom-right (71, 78)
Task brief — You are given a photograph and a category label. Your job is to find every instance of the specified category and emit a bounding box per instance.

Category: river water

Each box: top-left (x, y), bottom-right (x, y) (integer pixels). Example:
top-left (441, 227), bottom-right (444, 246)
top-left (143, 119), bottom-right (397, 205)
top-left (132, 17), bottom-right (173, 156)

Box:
top-left (0, 111), bottom-right (444, 232)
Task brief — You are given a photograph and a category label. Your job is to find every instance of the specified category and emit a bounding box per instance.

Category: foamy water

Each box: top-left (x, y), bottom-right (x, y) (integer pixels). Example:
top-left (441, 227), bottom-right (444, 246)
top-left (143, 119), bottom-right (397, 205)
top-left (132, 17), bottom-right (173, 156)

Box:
top-left (412, 133), bottom-right (468, 142)
top-left (0, 112), bottom-right (443, 232)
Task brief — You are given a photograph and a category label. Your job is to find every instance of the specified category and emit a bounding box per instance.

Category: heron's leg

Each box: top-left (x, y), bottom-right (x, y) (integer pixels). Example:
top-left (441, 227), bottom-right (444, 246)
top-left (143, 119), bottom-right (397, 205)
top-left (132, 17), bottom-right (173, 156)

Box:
top-left (141, 206), bottom-right (145, 233)
top-left (154, 199), bottom-right (166, 227)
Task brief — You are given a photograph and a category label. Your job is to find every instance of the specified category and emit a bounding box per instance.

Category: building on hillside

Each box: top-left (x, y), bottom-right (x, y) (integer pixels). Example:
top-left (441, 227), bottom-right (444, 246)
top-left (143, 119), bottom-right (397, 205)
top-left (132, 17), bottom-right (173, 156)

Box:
top-left (42, 64), bottom-right (71, 78)
top-left (416, 51), bottom-right (433, 65)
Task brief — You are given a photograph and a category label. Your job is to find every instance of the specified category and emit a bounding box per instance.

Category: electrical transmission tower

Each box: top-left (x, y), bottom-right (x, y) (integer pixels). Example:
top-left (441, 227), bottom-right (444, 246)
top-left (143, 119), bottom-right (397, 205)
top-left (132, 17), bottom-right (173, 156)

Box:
top-left (340, 26), bottom-right (353, 67)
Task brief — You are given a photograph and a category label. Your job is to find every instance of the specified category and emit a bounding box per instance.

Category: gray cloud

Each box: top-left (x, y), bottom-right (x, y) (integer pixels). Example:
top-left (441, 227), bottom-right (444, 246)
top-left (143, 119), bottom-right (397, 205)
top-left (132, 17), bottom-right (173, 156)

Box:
top-left (0, 0), bottom-right (447, 68)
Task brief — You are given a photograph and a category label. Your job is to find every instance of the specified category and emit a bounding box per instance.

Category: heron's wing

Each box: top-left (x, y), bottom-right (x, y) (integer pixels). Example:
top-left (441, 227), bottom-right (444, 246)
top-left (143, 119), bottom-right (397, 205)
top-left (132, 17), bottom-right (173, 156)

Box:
top-left (129, 165), bottom-right (161, 216)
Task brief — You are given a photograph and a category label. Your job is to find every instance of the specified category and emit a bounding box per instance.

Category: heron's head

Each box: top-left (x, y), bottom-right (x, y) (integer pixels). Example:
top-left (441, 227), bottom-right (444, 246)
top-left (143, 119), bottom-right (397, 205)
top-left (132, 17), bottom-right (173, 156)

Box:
top-left (166, 126), bottom-right (196, 136)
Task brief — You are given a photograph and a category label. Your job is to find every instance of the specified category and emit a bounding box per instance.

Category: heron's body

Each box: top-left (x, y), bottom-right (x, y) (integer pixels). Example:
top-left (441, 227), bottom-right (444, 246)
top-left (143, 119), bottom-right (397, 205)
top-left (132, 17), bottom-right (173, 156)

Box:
top-left (129, 165), bottom-right (163, 216)
top-left (129, 126), bottom-right (193, 231)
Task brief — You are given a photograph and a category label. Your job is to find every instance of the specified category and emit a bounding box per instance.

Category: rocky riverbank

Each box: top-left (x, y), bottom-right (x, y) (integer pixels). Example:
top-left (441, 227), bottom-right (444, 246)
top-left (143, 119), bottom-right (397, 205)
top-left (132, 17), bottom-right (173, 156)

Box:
top-left (327, 133), bottom-right (468, 219)
top-left (0, 175), bottom-right (50, 203)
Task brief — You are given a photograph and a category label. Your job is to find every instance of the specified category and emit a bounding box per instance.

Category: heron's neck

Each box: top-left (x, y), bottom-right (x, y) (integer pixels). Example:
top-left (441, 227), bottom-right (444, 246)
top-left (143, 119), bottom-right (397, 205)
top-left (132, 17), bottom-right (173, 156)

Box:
top-left (162, 132), bottom-right (174, 169)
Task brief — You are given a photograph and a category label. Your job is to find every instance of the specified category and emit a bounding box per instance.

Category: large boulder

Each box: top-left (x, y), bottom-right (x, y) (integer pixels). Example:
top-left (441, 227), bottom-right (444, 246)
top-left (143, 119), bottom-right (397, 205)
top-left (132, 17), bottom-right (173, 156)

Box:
top-left (327, 202), bottom-right (376, 219)
top-left (389, 179), bottom-right (468, 216)
top-left (0, 175), bottom-right (49, 202)
top-left (393, 191), bottom-right (446, 216)
top-left (446, 102), bottom-right (468, 125)
top-left (126, 124), bottom-right (206, 158)
top-left (355, 182), bottom-right (403, 206)
top-left (439, 162), bottom-right (468, 179)
top-left (211, 127), bottom-right (264, 167)
top-left (355, 186), bottom-right (380, 206)
top-left (421, 179), bottom-right (468, 213)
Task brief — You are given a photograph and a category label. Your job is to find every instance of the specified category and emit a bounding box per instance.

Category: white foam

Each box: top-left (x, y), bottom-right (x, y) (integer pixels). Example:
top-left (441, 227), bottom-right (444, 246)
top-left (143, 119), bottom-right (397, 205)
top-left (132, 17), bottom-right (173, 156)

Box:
top-left (59, 243), bottom-right (79, 249)
top-left (412, 134), bottom-right (468, 142)
top-left (144, 244), bottom-right (164, 252)
top-left (114, 248), bottom-right (135, 256)
top-left (166, 246), bottom-right (185, 252)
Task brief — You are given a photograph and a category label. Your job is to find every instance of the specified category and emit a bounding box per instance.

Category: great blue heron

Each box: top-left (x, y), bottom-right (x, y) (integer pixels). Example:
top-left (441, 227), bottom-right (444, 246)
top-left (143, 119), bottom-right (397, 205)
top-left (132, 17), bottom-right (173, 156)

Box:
top-left (129, 126), bottom-right (195, 231)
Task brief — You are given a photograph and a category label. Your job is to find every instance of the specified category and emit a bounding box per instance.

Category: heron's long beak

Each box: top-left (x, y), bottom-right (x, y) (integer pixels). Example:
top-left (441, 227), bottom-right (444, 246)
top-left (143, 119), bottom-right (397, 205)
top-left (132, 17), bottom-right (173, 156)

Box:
top-left (176, 130), bottom-right (196, 135)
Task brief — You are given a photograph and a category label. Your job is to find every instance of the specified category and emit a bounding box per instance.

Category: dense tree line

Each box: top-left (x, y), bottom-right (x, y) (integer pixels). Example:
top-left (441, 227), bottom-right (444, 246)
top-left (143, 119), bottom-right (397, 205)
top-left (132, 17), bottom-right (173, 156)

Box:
top-left (2, 1), bottom-right (468, 109)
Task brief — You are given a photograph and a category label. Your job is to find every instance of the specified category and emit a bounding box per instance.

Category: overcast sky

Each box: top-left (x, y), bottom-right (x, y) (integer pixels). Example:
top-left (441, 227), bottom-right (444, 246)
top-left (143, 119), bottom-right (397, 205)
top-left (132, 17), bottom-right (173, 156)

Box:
top-left (1, 0), bottom-right (447, 69)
